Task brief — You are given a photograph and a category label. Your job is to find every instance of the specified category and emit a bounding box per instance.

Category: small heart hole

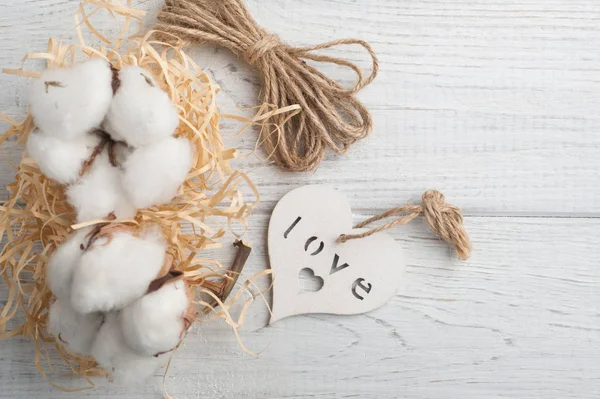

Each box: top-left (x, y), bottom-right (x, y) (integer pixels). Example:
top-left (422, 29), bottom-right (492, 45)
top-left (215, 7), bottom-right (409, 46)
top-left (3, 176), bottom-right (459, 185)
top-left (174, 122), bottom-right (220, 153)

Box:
top-left (298, 268), bottom-right (324, 293)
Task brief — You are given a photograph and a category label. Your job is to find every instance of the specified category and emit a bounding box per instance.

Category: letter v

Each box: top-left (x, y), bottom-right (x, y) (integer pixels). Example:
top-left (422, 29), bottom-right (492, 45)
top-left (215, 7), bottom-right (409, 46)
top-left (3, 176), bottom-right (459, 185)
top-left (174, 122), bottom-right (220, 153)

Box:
top-left (330, 254), bottom-right (349, 275)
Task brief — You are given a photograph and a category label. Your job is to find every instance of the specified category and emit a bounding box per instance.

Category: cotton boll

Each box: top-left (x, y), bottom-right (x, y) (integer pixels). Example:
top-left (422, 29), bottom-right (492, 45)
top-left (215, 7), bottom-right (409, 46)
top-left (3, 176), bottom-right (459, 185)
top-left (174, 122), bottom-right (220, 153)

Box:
top-left (47, 227), bottom-right (92, 300)
top-left (121, 137), bottom-right (192, 209)
top-left (48, 299), bottom-right (103, 356)
top-left (26, 130), bottom-right (102, 184)
top-left (104, 66), bottom-right (179, 147)
top-left (120, 279), bottom-right (189, 356)
top-left (67, 151), bottom-right (136, 222)
top-left (92, 313), bottom-right (166, 383)
top-left (29, 58), bottom-right (113, 140)
top-left (70, 227), bottom-right (167, 314)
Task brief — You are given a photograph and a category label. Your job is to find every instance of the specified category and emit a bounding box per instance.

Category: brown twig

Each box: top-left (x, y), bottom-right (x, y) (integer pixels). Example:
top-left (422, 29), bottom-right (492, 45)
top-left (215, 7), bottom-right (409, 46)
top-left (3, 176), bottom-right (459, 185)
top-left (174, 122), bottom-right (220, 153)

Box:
top-left (201, 240), bottom-right (251, 314)
top-left (222, 240), bottom-right (252, 301)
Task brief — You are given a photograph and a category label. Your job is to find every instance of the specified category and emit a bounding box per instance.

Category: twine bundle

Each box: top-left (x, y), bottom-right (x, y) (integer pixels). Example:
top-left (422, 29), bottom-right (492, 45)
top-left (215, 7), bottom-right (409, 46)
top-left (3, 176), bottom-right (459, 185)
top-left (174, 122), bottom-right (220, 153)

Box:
top-left (338, 190), bottom-right (472, 260)
top-left (156, 0), bottom-right (379, 171)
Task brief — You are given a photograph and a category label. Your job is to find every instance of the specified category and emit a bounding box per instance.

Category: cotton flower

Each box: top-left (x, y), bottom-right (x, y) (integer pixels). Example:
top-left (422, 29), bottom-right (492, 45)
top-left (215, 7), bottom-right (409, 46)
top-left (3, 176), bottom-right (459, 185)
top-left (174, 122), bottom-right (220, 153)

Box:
top-left (104, 66), bottom-right (179, 148)
top-left (26, 129), bottom-right (102, 185)
top-left (48, 299), bottom-right (104, 356)
top-left (92, 313), bottom-right (167, 383)
top-left (66, 151), bottom-right (136, 222)
top-left (29, 58), bottom-right (113, 140)
top-left (70, 226), bottom-right (167, 314)
top-left (47, 227), bottom-right (92, 300)
top-left (121, 137), bottom-right (192, 209)
top-left (120, 279), bottom-right (190, 356)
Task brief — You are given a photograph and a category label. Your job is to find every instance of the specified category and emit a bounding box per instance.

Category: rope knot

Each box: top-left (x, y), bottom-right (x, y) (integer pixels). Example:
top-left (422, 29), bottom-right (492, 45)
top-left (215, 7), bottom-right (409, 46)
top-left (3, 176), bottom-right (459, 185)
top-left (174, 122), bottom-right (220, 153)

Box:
top-left (421, 190), bottom-right (456, 228)
top-left (337, 189), bottom-right (472, 260)
top-left (244, 34), bottom-right (282, 65)
top-left (421, 190), bottom-right (471, 260)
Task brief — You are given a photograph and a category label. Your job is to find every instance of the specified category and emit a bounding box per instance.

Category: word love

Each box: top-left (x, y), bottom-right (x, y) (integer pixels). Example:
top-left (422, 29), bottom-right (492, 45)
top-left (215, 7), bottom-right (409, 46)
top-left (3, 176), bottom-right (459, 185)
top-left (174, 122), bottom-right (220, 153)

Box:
top-left (283, 216), bottom-right (372, 301)
top-left (268, 185), bottom-right (406, 323)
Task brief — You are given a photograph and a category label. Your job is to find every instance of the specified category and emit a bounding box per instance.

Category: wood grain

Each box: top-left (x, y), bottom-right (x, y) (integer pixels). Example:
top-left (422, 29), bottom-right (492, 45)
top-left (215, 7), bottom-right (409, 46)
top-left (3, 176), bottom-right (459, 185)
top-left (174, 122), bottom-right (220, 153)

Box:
top-left (1, 217), bottom-right (599, 398)
top-left (0, 0), bottom-right (599, 398)
top-left (1, 0), bottom-right (600, 214)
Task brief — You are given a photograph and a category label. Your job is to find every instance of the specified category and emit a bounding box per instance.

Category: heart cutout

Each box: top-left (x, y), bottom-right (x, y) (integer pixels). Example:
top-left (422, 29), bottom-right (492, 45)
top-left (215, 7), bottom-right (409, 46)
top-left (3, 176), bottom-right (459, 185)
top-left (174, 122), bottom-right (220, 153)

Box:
top-left (268, 185), bottom-right (406, 323)
top-left (298, 267), bottom-right (324, 293)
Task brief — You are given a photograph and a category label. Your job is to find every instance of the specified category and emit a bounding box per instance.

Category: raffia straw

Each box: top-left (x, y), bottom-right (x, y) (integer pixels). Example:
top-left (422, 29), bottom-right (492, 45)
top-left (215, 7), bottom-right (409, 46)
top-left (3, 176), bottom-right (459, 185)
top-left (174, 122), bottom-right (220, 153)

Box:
top-left (0, 0), bottom-right (292, 389)
top-left (156, 0), bottom-right (379, 172)
top-left (338, 190), bottom-right (472, 260)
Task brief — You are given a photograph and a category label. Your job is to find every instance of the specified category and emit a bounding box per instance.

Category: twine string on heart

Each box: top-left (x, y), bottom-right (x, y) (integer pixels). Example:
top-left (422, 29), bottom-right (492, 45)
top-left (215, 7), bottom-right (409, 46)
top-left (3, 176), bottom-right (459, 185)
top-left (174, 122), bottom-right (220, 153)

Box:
top-left (338, 190), bottom-right (472, 260)
top-left (156, 0), bottom-right (379, 172)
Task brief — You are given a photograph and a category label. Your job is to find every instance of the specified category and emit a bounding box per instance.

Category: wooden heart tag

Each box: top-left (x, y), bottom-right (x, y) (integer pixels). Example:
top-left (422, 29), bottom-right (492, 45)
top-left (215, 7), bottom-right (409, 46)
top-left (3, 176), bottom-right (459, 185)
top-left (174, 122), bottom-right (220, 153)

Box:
top-left (268, 185), bottom-right (406, 323)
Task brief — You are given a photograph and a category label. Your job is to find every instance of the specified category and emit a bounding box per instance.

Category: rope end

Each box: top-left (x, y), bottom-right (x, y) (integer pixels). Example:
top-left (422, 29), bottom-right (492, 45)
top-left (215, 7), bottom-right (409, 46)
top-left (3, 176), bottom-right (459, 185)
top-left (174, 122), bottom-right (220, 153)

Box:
top-left (337, 234), bottom-right (348, 243)
top-left (456, 245), bottom-right (472, 261)
top-left (421, 189), bottom-right (472, 261)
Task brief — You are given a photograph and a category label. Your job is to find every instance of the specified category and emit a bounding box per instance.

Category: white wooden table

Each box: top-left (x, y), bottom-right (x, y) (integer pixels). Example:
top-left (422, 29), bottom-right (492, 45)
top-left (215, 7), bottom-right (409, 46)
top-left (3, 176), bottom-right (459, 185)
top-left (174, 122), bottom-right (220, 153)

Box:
top-left (1, 1), bottom-right (599, 398)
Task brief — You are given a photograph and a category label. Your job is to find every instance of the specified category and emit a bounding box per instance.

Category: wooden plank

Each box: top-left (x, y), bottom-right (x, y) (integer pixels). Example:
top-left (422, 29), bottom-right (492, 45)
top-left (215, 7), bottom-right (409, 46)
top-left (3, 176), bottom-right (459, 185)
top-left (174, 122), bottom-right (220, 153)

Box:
top-left (1, 0), bottom-right (599, 213)
top-left (0, 0), bottom-right (599, 398)
top-left (1, 216), bottom-right (599, 398)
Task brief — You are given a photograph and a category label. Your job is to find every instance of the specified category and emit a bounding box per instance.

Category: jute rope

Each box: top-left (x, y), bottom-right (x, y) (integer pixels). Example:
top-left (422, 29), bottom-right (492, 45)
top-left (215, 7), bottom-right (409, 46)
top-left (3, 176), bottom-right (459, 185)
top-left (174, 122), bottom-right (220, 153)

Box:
top-left (156, 0), bottom-right (379, 171)
top-left (338, 190), bottom-right (472, 260)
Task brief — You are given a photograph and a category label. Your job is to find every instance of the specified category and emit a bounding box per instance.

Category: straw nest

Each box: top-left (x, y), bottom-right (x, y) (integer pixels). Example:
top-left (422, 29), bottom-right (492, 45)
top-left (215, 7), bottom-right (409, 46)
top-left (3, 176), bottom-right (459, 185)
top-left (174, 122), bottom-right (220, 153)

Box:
top-left (0, 0), bottom-right (295, 389)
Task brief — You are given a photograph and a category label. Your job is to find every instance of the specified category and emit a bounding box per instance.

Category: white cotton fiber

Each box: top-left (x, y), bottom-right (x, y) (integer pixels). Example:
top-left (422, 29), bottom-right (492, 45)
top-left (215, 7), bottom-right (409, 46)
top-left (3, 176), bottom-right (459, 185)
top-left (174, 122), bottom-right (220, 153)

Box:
top-left (70, 227), bottom-right (167, 314)
top-left (104, 66), bottom-right (179, 148)
top-left (26, 130), bottom-right (101, 184)
top-left (92, 313), bottom-right (166, 383)
top-left (29, 58), bottom-right (113, 140)
top-left (121, 137), bottom-right (192, 209)
top-left (66, 151), bottom-right (136, 222)
top-left (48, 299), bottom-right (103, 356)
top-left (47, 227), bottom-right (91, 300)
top-left (120, 279), bottom-right (189, 356)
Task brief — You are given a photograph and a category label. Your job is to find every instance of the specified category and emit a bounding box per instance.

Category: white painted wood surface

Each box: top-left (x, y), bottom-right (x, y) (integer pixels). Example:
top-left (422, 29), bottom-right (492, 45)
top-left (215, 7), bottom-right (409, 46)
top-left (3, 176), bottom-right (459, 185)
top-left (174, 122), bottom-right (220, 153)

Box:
top-left (1, 0), bottom-right (599, 398)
